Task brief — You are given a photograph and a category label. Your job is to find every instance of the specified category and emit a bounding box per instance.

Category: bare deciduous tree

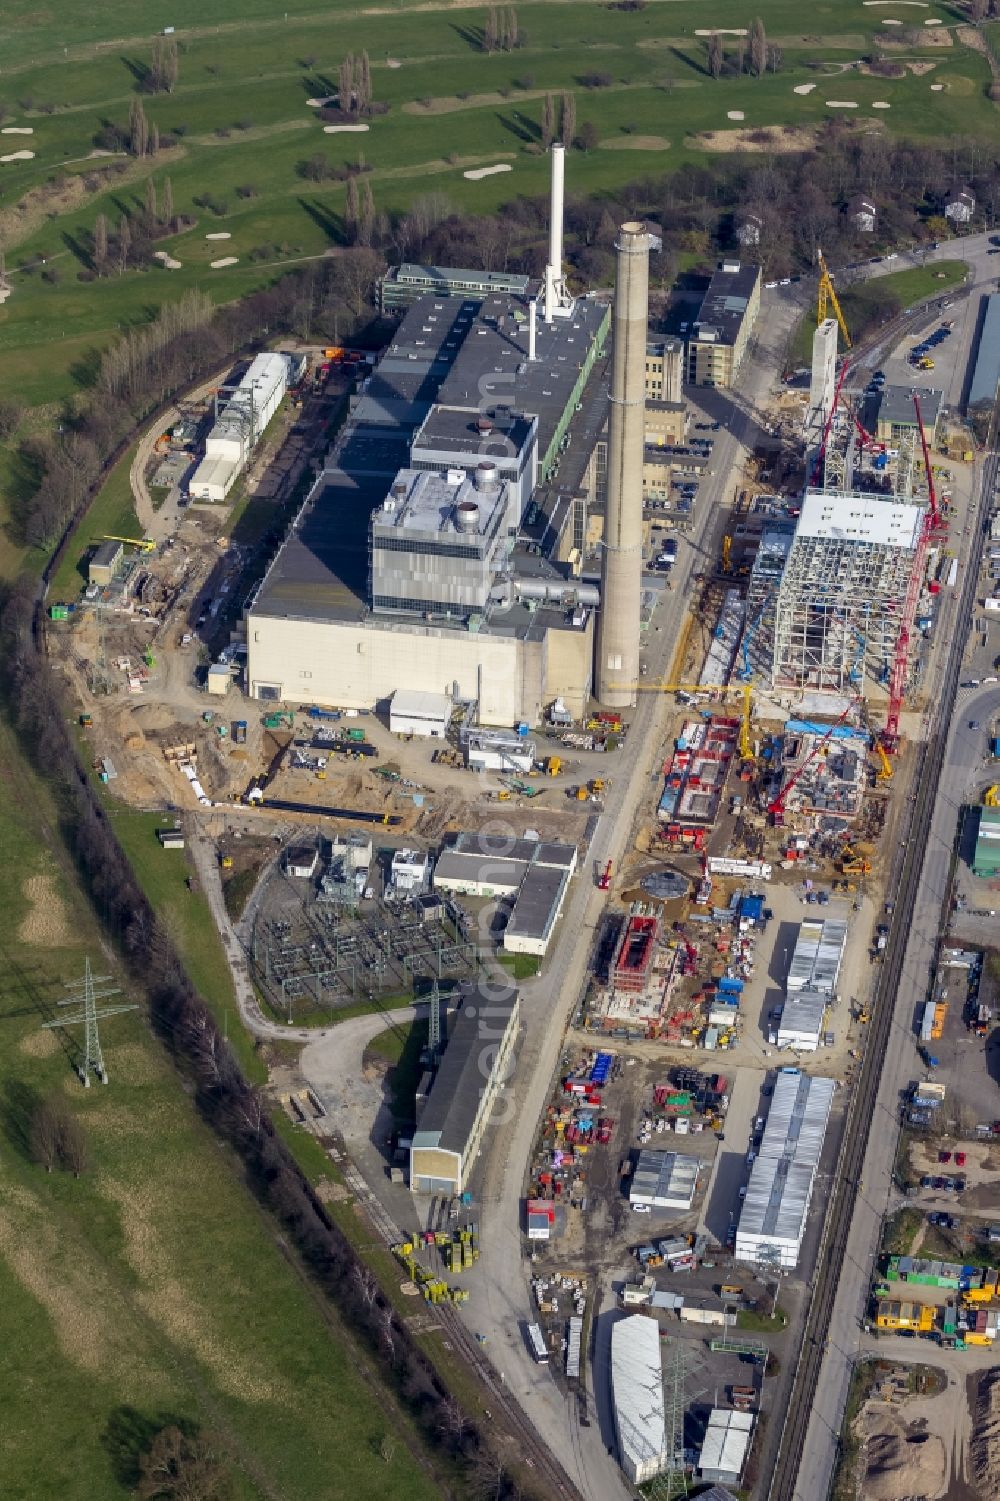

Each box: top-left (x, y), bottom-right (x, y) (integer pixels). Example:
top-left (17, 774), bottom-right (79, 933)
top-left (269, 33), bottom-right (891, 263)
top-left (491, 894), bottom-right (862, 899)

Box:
top-left (541, 91), bottom-right (555, 149)
top-left (561, 90), bottom-right (576, 149)
top-left (58, 1113), bottom-right (89, 1178)
top-left (137, 1424), bottom-right (232, 1501)
top-left (93, 212), bottom-right (109, 270)
top-left (750, 17), bottom-right (767, 78)
top-left (30, 1095), bottom-right (62, 1172)
top-left (162, 177), bottom-right (173, 229)
top-left (359, 180), bottom-right (375, 246)
top-left (145, 177), bottom-right (157, 224)
top-left (707, 32), bottom-right (724, 79)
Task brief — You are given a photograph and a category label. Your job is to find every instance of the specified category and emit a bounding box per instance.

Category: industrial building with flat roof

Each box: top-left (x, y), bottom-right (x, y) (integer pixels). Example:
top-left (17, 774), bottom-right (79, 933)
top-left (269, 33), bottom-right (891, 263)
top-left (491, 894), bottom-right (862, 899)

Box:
top-left (409, 979), bottom-right (519, 1195)
top-left (875, 383), bottom-right (943, 444)
top-left (378, 262), bottom-right (531, 312)
top-left (686, 261), bottom-right (761, 388)
top-left (735, 1069), bottom-right (836, 1269)
top-left (629, 1149), bottom-right (700, 1210)
top-left (245, 284), bottom-right (605, 724)
top-left (746, 488), bottom-right (922, 693)
top-left (786, 918), bottom-right (847, 996)
top-left (973, 806), bottom-right (1000, 878)
top-left (969, 294), bottom-right (1000, 411)
top-left (610, 1315), bottom-right (667, 1484)
top-left (698, 1409), bottom-right (754, 1486)
top-left (432, 835), bottom-right (577, 959)
top-left (190, 352), bottom-right (289, 503)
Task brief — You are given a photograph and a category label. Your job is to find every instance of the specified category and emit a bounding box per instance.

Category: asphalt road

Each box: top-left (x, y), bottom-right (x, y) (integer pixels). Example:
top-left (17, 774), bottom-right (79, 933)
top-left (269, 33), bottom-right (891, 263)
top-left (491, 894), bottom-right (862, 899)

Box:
top-left (776, 438), bottom-right (1000, 1501)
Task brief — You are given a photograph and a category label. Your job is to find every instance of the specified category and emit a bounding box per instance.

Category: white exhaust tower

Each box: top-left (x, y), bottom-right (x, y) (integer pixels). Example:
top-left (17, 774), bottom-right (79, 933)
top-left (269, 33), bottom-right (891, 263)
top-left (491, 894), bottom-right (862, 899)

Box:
top-left (543, 142), bottom-right (572, 323)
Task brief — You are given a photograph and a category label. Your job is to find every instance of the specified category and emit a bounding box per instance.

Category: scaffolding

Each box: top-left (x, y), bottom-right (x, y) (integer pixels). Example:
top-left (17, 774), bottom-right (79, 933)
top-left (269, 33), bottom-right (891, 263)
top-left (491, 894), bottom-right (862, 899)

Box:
top-left (758, 488), bottom-right (922, 693)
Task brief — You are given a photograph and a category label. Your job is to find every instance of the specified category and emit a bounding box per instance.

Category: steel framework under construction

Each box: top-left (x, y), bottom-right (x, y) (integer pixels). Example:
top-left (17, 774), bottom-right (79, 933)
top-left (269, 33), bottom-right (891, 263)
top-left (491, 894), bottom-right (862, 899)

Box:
top-left (756, 487), bottom-right (923, 693)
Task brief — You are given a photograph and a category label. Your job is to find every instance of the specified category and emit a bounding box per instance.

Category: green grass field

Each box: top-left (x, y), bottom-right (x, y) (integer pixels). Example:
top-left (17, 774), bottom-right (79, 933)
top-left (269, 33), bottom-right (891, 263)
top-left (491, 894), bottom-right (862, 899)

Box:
top-left (0, 0), bottom-right (987, 414)
top-left (0, 716), bottom-right (447, 1501)
top-left (789, 258), bottom-right (969, 364)
top-left (48, 442), bottom-right (140, 597)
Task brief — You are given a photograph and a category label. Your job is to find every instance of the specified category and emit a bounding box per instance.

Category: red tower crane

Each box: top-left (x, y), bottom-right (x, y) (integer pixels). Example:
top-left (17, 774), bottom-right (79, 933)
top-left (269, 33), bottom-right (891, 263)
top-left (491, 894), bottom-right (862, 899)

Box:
top-left (881, 392), bottom-right (947, 751)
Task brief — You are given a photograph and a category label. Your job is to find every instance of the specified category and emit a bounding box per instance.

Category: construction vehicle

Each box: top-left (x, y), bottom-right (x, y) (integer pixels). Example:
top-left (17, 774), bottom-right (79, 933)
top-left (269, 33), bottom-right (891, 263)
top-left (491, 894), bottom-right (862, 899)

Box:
top-left (102, 534), bottom-right (156, 553)
top-left (816, 248), bottom-right (852, 349)
top-left (262, 711), bottom-right (294, 730)
top-left (544, 755), bottom-right (563, 776)
top-left (219, 854), bottom-right (233, 870)
top-left (722, 535), bottom-right (733, 574)
top-left (572, 785), bottom-right (590, 801)
top-left (79, 712), bottom-right (93, 728)
top-left (874, 743), bottom-right (893, 781)
top-left (590, 777), bottom-right (606, 795)
top-left (985, 786), bottom-right (1000, 807)
top-left (839, 844), bottom-right (873, 876)
top-left (494, 789), bottom-right (512, 801)
top-left (597, 860), bottom-right (612, 890)
top-left (232, 720), bottom-right (247, 744)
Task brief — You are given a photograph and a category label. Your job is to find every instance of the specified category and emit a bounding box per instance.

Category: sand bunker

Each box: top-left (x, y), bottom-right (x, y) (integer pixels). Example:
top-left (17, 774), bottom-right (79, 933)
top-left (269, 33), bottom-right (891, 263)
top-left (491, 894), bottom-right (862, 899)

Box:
top-left (387, 58), bottom-right (401, 68)
top-left (695, 27), bottom-right (747, 35)
top-left (0, 288), bottom-right (11, 304)
top-left (925, 16), bottom-right (944, 22)
top-left (205, 232), bottom-right (231, 240)
top-left (864, 1), bottom-right (928, 6)
top-left (0, 150), bottom-right (34, 162)
top-left (882, 17), bottom-right (903, 24)
top-left (598, 135), bottom-right (670, 150)
top-left (690, 125), bottom-right (816, 154)
top-left (210, 256), bottom-right (239, 268)
top-left (727, 110), bottom-right (745, 120)
top-left (793, 83), bottom-right (817, 95)
top-left (826, 100), bottom-right (859, 107)
top-left (872, 100), bottom-right (892, 108)
top-left (306, 95), bottom-right (336, 108)
top-left (1, 127), bottom-right (33, 135)
top-left (463, 162), bottom-right (512, 180)
top-left (323, 123), bottom-right (370, 133)
top-left (153, 250), bottom-right (182, 269)
top-left (931, 82), bottom-right (944, 89)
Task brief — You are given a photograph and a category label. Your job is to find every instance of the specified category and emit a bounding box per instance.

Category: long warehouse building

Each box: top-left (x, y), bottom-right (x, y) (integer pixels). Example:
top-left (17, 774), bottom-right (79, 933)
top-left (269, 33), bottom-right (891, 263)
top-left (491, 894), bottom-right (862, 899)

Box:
top-left (735, 1069), bottom-right (836, 1270)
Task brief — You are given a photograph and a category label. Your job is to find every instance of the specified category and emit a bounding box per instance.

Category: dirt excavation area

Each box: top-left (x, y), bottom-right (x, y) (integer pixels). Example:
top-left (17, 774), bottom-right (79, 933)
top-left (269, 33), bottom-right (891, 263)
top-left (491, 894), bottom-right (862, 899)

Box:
top-left (854, 1363), bottom-right (1000, 1501)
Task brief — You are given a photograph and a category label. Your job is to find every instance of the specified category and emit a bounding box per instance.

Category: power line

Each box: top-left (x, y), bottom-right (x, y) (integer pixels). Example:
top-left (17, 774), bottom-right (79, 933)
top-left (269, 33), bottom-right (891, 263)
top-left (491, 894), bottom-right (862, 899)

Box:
top-left (43, 957), bottom-right (138, 1086)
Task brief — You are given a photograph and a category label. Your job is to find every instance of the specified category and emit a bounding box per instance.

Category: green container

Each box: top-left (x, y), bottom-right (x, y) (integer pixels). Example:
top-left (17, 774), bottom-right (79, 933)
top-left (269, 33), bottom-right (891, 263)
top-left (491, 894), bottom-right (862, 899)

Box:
top-left (49, 604), bottom-right (69, 621)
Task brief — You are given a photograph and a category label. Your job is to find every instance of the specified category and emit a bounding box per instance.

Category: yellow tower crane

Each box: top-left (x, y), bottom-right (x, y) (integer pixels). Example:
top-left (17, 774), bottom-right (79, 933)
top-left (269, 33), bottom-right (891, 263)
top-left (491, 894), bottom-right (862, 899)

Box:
top-left (816, 249), bottom-right (852, 350)
top-left (102, 534), bottom-right (156, 553)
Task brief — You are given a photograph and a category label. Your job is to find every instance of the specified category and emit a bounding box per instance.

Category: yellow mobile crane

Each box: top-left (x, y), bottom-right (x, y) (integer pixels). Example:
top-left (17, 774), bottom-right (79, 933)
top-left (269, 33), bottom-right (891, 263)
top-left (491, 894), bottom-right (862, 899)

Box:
top-left (875, 743), bottom-right (893, 781)
top-left (817, 249), bottom-right (852, 350)
top-left (102, 534), bottom-right (156, 553)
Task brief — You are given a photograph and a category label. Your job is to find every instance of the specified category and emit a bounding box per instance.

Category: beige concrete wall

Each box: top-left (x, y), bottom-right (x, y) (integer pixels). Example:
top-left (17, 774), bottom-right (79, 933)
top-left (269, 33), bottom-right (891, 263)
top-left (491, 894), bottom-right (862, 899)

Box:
top-left (248, 613), bottom-right (523, 724)
top-left (543, 616), bottom-right (593, 719)
top-left (249, 612), bottom-right (593, 726)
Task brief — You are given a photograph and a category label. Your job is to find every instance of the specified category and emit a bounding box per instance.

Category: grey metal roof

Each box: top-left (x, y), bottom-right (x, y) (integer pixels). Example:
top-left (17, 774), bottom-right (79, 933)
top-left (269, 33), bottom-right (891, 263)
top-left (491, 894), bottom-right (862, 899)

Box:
top-left (736, 1071), bottom-right (835, 1257)
top-left (692, 262), bottom-right (760, 345)
top-left (877, 383), bottom-right (943, 429)
top-left (412, 980), bottom-right (518, 1155)
top-left (504, 865), bottom-right (569, 944)
top-left (776, 988), bottom-right (827, 1046)
top-left (435, 293), bottom-right (609, 462)
top-left (412, 403), bottom-right (535, 461)
top-left (786, 918), bottom-right (846, 996)
top-left (629, 1149), bottom-right (699, 1206)
top-left (970, 294), bottom-right (1000, 407)
top-left (611, 1316), bottom-right (666, 1479)
top-left (433, 851), bottom-right (524, 892)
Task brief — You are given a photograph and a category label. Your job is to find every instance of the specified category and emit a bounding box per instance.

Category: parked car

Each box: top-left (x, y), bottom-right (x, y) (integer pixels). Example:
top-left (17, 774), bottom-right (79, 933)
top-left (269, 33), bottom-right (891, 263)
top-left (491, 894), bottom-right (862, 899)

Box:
top-left (956, 1151), bottom-right (967, 1167)
top-left (939, 1150), bottom-right (952, 1163)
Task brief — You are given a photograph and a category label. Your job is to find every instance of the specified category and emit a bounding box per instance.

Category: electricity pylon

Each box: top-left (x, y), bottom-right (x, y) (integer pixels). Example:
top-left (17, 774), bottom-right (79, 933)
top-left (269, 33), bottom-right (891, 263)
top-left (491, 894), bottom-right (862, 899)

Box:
top-left (44, 958), bottom-right (138, 1086)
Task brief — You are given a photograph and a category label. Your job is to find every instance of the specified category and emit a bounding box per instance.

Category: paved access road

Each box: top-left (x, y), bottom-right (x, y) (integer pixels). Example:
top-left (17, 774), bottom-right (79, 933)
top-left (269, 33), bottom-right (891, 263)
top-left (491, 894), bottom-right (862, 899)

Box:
top-left (778, 441), bottom-right (1000, 1501)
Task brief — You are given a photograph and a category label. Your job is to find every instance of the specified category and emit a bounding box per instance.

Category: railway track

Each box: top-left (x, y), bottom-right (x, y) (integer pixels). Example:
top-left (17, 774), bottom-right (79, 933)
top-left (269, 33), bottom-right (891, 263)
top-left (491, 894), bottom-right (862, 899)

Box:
top-left (768, 440), bottom-right (998, 1501)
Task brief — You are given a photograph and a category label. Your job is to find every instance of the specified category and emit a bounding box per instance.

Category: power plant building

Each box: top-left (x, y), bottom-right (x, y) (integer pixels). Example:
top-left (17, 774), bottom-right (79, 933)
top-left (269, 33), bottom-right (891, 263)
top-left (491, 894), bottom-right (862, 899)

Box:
top-left (744, 488), bottom-right (922, 692)
top-left (378, 262), bottom-right (531, 313)
top-left (245, 149), bottom-right (610, 726)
